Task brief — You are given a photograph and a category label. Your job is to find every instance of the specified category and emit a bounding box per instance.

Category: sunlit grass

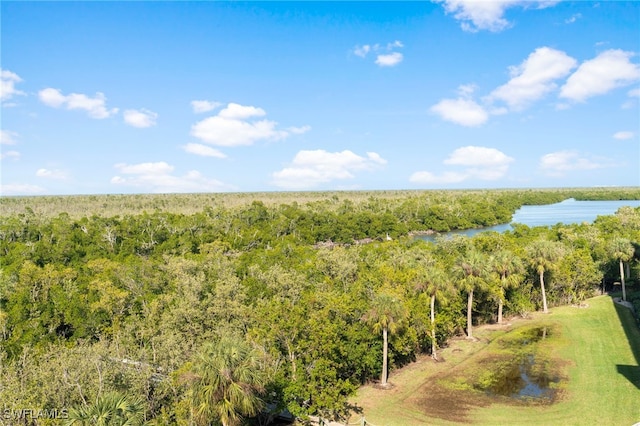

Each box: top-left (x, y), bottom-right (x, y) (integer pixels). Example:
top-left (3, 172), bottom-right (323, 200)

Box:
top-left (351, 295), bottom-right (640, 425)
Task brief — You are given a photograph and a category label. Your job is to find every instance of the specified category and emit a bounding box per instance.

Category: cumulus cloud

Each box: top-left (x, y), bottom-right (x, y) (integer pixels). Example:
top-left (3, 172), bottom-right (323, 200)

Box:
top-left (560, 50), bottom-right (640, 102)
top-left (218, 103), bottom-right (266, 119)
top-left (353, 40), bottom-right (404, 67)
top-left (375, 52), bottom-right (404, 67)
top-left (539, 150), bottom-right (615, 176)
top-left (182, 143), bottom-right (227, 158)
top-left (191, 102), bottom-right (308, 147)
top-left (123, 109), bottom-right (158, 128)
top-left (0, 183), bottom-right (45, 195)
top-left (271, 149), bottom-right (387, 189)
top-left (411, 146), bottom-right (513, 185)
top-left (436, 0), bottom-right (559, 32)
top-left (430, 98), bottom-right (488, 127)
top-left (613, 131), bottom-right (634, 140)
top-left (111, 162), bottom-right (230, 193)
top-left (36, 168), bottom-right (69, 180)
top-left (191, 100), bottom-right (221, 113)
top-left (38, 88), bottom-right (118, 118)
top-left (1, 69), bottom-right (25, 104)
top-left (444, 146), bottom-right (514, 167)
top-left (489, 47), bottom-right (577, 109)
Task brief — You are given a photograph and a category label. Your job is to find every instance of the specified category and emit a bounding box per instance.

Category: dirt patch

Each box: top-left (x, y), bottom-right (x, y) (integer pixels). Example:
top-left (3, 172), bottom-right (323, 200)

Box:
top-left (372, 382), bottom-right (396, 390)
top-left (408, 378), bottom-right (489, 423)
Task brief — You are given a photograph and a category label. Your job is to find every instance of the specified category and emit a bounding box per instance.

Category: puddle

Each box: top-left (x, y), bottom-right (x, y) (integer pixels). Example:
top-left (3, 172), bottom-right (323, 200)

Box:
top-left (475, 327), bottom-right (559, 401)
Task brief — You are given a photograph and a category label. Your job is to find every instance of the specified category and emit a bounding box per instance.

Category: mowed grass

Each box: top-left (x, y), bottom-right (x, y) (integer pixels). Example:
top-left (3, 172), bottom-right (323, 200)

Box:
top-left (350, 295), bottom-right (640, 425)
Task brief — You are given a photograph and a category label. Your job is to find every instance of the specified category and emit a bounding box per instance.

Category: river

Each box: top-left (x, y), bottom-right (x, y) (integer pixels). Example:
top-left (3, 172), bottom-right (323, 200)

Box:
top-left (415, 198), bottom-right (640, 241)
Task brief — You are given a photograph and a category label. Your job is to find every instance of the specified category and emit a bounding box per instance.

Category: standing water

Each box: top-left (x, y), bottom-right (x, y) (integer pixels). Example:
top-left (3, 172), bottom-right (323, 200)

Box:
top-left (416, 199), bottom-right (640, 241)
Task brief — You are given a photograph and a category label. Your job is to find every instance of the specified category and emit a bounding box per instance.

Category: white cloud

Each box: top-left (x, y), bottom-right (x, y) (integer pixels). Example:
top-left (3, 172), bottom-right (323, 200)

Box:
top-left (287, 125), bottom-right (311, 135)
top-left (1, 69), bottom-right (25, 104)
top-left (111, 162), bottom-right (230, 193)
top-left (375, 52), bottom-right (404, 67)
top-left (489, 47), bottom-right (577, 109)
top-left (354, 41), bottom-right (404, 67)
top-left (560, 50), bottom-right (640, 102)
top-left (191, 102), bottom-right (306, 147)
top-left (1, 130), bottom-right (20, 160)
top-left (0, 150), bottom-right (20, 161)
top-left (539, 150), bottom-right (615, 176)
top-left (409, 170), bottom-right (468, 184)
top-left (613, 131), bottom-right (634, 140)
top-left (124, 109), bottom-right (158, 128)
top-left (437, 0), bottom-right (559, 32)
top-left (0, 183), bottom-right (45, 195)
top-left (218, 103), bottom-right (266, 119)
top-left (411, 146), bottom-right (513, 185)
top-left (114, 162), bottom-right (174, 175)
top-left (0, 130), bottom-right (18, 145)
top-left (38, 88), bottom-right (118, 118)
top-left (353, 44), bottom-right (371, 58)
top-left (457, 84), bottom-right (477, 97)
top-left (271, 149), bottom-right (387, 189)
top-left (39, 88), bottom-right (67, 107)
top-left (444, 146), bottom-right (514, 167)
top-left (430, 98), bottom-right (488, 126)
top-left (191, 100), bottom-right (221, 113)
top-left (629, 88), bottom-right (640, 98)
top-left (182, 143), bottom-right (227, 158)
top-left (565, 13), bottom-right (582, 24)
top-left (36, 168), bottom-right (69, 180)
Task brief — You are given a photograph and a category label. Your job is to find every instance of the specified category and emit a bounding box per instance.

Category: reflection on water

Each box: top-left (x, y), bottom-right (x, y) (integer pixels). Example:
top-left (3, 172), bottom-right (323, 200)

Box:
top-left (477, 327), bottom-right (558, 401)
top-left (417, 199), bottom-right (640, 241)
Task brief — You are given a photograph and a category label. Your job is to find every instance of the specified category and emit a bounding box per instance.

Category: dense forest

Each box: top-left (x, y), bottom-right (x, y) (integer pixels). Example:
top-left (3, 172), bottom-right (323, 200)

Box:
top-left (1, 188), bottom-right (639, 425)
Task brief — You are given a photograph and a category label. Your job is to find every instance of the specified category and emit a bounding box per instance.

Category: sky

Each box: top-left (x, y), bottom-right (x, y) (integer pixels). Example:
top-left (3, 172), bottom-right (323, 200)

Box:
top-left (1, 1), bottom-right (639, 195)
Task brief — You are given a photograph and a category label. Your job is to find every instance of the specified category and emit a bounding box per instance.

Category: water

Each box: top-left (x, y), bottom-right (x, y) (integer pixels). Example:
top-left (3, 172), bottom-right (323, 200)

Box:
top-left (417, 198), bottom-right (640, 241)
top-left (479, 327), bottom-right (557, 401)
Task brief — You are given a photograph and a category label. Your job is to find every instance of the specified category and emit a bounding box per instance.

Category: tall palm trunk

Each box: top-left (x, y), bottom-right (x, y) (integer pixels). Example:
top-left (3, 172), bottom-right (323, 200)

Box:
top-left (539, 271), bottom-right (548, 313)
top-left (381, 326), bottom-right (389, 385)
top-left (430, 294), bottom-right (437, 360)
top-left (497, 297), bottom-right (504, 324)
top-left (466, 290), bottom-right (474, 339)
top-left (620, 259), bottom-right (627, 302)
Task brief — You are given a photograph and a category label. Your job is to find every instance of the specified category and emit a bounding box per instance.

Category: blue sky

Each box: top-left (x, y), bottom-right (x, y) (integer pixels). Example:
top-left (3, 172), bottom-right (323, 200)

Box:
top-left (1, 1), bottom-right (639, 195)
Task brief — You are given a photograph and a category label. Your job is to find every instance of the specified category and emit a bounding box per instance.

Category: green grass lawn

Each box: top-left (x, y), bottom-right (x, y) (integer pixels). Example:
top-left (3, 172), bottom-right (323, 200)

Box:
top-left (351, 295), bottom-right (640, 425)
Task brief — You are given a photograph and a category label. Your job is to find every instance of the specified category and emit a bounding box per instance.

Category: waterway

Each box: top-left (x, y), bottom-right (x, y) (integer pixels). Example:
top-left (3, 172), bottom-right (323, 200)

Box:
top-left (416, 198), bottom-right (640, 241)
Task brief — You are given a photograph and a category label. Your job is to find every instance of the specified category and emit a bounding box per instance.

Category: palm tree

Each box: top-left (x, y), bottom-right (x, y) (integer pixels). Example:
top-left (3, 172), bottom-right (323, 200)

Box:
top-left (65, 391), bottom-right (145, 426)
top-left (415, 263), bottom-right (449, 360)
top-left (609, 237), bottom-right (634, 302)
top-left (454, 249), bottom-right (490, 339)
top-left (362, 292), bottom-right (408, 387)
top-left (187, 335), bottom-right (268, 426)
top-left (526, 240), bottom-right (563, 314)
top-left (491, 250), bottom-right (524, 324)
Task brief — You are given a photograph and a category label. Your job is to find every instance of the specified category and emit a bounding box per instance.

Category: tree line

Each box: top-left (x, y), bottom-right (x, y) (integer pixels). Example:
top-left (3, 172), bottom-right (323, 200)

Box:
top-left (0, 188), bottom-right (639, 425)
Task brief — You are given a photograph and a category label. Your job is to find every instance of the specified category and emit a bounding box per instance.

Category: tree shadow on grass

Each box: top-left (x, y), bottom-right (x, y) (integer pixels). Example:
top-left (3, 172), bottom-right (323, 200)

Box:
top-left (611, 292), bottom-right (640, 390)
